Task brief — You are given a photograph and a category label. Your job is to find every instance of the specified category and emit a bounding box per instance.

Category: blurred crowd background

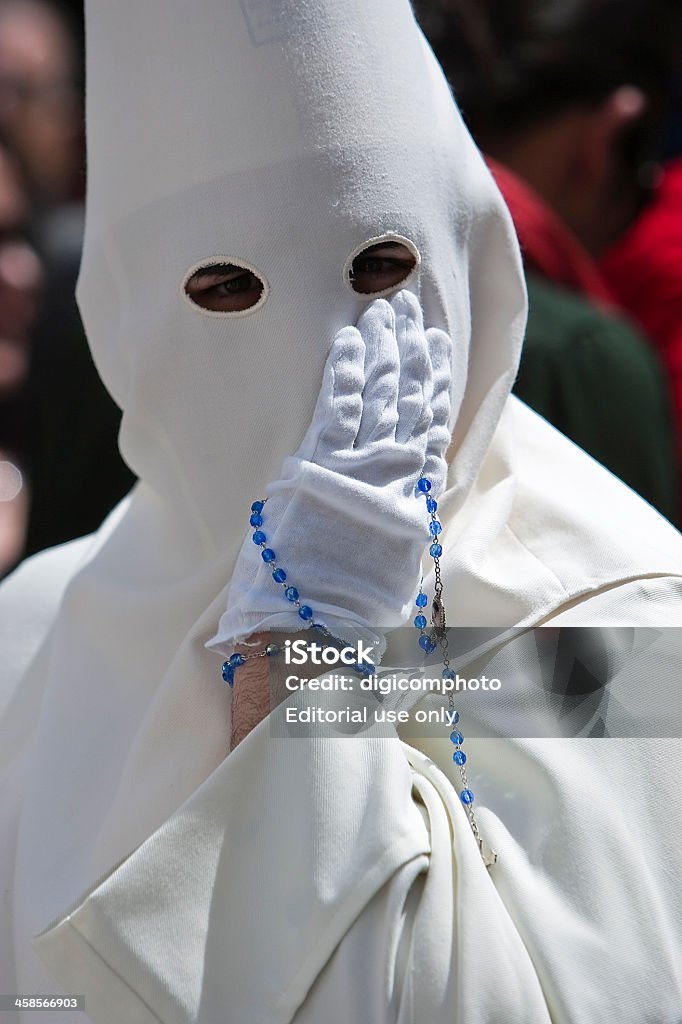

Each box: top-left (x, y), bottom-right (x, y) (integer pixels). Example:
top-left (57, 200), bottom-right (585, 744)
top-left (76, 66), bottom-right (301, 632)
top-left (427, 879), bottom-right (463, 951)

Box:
top-left (1, 0), bottom-right (682, 579)
top-left (0, 0), bottom-right (133, 578)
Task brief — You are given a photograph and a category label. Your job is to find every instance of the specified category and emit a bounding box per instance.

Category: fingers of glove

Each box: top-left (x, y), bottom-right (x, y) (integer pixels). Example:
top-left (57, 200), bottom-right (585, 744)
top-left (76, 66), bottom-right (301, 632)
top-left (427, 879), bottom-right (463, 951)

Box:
top-left (354, 298), bottom-right (400, 448)
top-left (299, 325), bottom-right (365, 460)
top-left (422, 326), bottom-right (453, 490)
top-left (392, 289), bottom-right (433, 446)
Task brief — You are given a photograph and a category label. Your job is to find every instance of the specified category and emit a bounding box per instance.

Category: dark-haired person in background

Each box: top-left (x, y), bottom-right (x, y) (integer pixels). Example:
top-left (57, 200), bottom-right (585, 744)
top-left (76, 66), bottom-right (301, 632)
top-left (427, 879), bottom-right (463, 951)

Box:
top-left (0, 0), bottom-right (81, 208)
top-left (417, 0), bottom-right (682, 524)
top-left (0, 0), bottom-right (135, 568)
top-left (0, 130), bottom-right (41, 576)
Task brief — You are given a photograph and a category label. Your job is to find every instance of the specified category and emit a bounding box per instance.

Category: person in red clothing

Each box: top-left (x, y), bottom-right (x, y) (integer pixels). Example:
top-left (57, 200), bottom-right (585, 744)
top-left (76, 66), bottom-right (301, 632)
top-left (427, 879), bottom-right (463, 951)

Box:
top-left (601, 158), bottom-right (682, 476)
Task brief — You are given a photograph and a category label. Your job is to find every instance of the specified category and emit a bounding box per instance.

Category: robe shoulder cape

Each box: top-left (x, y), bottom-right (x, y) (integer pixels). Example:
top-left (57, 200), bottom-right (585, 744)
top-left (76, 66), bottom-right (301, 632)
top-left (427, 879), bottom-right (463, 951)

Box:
top-left (2, 398), bottom-right (682, 1024)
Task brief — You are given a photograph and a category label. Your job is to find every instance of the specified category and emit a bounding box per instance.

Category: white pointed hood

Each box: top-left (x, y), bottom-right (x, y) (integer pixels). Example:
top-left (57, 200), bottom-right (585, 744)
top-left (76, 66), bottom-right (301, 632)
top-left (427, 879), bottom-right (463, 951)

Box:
top-left (76, 0), bottom-right (527, 553)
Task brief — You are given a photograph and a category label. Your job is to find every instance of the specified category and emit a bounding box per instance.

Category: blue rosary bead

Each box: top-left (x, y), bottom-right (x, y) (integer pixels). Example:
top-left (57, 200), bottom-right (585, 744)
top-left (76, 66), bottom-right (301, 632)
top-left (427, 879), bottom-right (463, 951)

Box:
top-left (416, 477), bottom-right (432, 493)
top-left (429, 542), bottom-right (442, 557)
top-left (443, 668), bottom-right (456, 681)
top-left (355, 661), bottom-right (374, 676)
top-left (450, 730), bottom-right (464, 745)
top-left (285, 586), bottom-right (299, 602)
top-left (298, 604), bottom-right (313, 620)
top-left (414, 614), bottom-right (427, 629)
top-left (261, 548), bottom-right (276, 563)
top-left (252, 530), bottom-right (266, 545)
top-left (229, 652), bottom-right (246, 667)
top-left (251, 500), bottom-right (265, 513)
top-left (272, 567), bottom-right (287, 583)
top-left (453, 750), bottom-right (467, 766)
top-left (429, 520), bottom-right (442, 537)
top-left (249, 512), bottom-right (263, 527)
top-left (222, 662), bottom-right (235, 687)
top-left (415, 592), bottom-right (428, 608)
top-left (447, 709), bottom-right (460, 724)
top-left (426, 496), bottom-right (438, 514)
top-left (419, 634), bottom-right (436, 653)
top-left (460, 789), bottom-right (475, 805)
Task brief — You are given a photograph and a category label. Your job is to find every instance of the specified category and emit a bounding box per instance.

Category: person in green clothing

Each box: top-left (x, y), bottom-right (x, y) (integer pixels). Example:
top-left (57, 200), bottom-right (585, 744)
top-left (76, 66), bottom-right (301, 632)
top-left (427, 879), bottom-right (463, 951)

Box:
top-left (416, 0), bottom-right (681, 524)
top-left (519, 274), bottom-right (677, 521)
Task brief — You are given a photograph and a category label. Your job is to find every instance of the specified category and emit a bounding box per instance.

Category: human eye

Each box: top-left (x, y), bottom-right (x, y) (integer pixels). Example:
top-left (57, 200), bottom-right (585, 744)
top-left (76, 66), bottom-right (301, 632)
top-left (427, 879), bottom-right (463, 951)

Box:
top-left (184, 262), bottom-right (266, 313)
top-left (348, 241), bottom-right (418, 295)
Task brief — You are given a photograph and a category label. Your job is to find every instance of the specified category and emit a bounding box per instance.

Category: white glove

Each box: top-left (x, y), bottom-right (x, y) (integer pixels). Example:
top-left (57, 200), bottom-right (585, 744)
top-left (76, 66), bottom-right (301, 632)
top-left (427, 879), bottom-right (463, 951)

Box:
top-left (205, 289), bottom-right (452, 662)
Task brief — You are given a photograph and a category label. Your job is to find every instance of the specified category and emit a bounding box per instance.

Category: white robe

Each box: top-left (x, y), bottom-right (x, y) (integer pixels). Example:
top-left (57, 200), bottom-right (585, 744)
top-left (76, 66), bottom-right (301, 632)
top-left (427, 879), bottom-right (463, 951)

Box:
top-left (2, 398), bottom-right (682, 1024)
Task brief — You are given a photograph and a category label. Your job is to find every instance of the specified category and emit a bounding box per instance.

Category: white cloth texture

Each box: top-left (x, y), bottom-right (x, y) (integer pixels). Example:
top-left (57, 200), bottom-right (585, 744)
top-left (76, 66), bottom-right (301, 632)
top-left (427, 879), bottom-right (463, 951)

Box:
top-left (1, 0), bottom-right (682, 1022)
top-left (206, 289), bottom-right (452, 658)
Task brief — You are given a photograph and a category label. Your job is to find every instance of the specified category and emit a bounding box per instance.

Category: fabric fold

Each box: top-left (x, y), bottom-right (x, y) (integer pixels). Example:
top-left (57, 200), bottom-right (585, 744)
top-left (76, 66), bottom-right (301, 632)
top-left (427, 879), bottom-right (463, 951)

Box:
top-left (31, 688), bottom-right (432, 1024)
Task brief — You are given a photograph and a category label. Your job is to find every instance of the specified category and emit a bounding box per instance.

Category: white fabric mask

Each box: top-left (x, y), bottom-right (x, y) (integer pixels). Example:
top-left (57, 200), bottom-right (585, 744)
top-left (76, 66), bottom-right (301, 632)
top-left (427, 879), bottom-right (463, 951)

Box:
top-left (77, 0), bottom-right (527, 553)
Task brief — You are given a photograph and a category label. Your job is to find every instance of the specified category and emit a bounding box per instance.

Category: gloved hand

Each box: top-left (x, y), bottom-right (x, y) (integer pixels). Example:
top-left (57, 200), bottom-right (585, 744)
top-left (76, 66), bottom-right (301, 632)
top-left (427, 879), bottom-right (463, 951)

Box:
top-left (205, 288), bottom-right (452, 663)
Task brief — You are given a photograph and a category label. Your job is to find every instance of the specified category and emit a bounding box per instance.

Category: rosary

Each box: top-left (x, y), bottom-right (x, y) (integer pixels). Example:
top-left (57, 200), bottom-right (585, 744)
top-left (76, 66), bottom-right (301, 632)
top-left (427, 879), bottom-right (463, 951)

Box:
top-left (221, 474), bottom-right (497, 869)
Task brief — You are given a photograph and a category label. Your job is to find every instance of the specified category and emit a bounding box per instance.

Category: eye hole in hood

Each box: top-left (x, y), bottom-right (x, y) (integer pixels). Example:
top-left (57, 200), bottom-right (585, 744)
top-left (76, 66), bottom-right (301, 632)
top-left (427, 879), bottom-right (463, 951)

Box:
top-left (183, 258), bottom-right (269, 316)
top-left (345, 234), bottom-right (420, 297)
